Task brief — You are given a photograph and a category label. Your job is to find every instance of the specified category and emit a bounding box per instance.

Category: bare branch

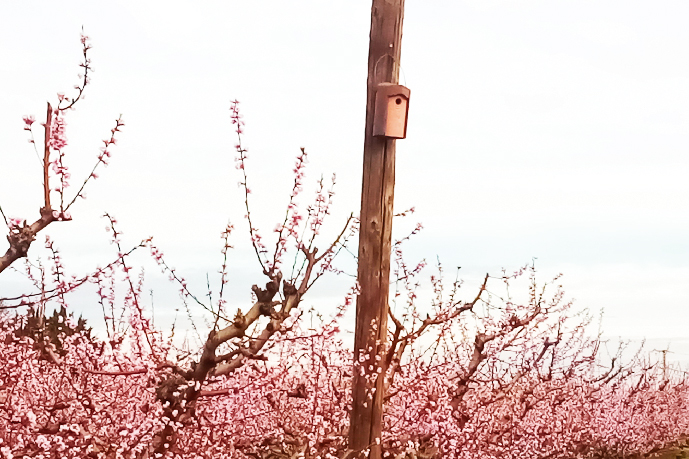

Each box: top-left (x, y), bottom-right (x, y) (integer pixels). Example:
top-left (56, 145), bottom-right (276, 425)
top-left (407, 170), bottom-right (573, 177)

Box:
top-left (43, 103), bottom-right (53, 210)
top-left (1, 241), bottom-right (146, 308)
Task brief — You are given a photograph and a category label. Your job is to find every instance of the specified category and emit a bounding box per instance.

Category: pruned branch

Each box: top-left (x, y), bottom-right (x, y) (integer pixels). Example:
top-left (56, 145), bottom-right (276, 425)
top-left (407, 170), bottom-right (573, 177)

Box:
top-left (143, 231), bottom-right (338, 457)
top-left (1, 34), bottom-right (123, 277)
top-left (384, 273), bottom-right (489, 397)
top-left (0, 207), bottom-right (55, 274)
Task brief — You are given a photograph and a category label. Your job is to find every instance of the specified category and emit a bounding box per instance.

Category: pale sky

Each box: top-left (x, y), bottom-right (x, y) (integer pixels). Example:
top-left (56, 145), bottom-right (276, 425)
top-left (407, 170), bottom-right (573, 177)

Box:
top-left (1, 1), bottom-right (688, 367)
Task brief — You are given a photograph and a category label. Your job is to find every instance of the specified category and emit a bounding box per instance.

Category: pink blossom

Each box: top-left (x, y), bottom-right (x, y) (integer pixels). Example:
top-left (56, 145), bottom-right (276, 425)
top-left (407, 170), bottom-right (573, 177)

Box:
top-left (49, 113), bottom-right (67, 150)
top-left (7, 217), bottom-right (23, 229)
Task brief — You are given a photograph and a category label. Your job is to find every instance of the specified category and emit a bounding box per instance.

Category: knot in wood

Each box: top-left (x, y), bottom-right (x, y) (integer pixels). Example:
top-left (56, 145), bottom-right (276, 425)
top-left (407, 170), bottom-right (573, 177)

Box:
top-left (259, 301), bottom-right (275, 317)
top-left (283, 281), bottom-right (297, 296)
top-left (233, 310), bottom-right (246, 330)
top-left (7, 225), bottom-right (37, 258)
top-left (252, 277), bottom-right (280, 303)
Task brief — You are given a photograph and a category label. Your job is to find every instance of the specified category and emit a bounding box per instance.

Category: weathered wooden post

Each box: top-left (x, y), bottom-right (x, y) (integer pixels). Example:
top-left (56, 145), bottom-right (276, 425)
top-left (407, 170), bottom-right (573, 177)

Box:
top-left (349, 1), bottom-right (407, 458)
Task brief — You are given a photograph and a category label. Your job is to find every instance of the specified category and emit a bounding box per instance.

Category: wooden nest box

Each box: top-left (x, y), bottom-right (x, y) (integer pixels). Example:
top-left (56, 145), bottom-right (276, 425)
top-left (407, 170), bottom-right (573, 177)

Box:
top-left (372, 83), bottom-right (410, 139)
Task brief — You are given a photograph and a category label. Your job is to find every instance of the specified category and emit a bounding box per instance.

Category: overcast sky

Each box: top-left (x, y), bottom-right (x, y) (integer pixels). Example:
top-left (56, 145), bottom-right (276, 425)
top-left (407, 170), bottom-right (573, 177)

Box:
top-left (1, 1), bottom-right (688, 367)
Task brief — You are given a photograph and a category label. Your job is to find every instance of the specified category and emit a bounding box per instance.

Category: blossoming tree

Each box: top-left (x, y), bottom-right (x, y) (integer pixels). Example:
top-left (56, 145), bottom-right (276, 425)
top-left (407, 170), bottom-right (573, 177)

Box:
top-left (2, 34), bottom-right (689, 459)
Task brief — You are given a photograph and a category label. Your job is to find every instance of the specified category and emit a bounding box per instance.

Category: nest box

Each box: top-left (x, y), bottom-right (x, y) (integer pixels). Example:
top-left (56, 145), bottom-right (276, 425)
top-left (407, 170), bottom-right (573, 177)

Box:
top-left (373, 83), bottom-right (410, 139)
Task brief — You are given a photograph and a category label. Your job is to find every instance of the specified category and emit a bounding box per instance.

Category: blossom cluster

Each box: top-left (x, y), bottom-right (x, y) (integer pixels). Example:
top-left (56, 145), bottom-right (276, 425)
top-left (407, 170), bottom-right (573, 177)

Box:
top-left (2, 259), bottom-right (689, 459)
top-left (4, 37), bottom-right (689, 458)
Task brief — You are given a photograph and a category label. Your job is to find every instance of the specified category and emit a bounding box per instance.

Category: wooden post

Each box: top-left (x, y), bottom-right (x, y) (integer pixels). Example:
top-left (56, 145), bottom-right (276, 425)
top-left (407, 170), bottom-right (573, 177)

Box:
top-left (662, 349), bottom-right (668, 381)
top-left (349, 1), bottom-right (406, 458)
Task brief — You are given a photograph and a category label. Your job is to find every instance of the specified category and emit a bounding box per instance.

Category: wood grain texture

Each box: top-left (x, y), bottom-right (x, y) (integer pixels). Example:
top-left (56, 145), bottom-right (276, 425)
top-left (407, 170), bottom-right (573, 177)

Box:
top-left (349, 1), bottom-right (406, 457)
